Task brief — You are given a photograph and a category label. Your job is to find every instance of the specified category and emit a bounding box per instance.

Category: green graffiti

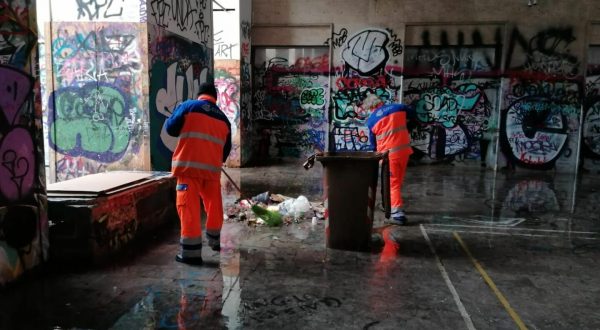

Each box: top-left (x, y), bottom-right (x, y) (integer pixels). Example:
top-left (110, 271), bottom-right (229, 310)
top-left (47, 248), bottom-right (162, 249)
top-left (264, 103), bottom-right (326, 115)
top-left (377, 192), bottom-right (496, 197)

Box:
top-left (49, 83), bottom-right (131, 162)
top-left (300, 88), bottom-right (325, 107)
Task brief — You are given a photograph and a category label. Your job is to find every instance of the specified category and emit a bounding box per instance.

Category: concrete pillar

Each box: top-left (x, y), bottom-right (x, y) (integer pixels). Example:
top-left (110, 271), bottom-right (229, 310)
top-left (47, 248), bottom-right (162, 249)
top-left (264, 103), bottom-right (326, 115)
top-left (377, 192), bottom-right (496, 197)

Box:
top-left (147, 0), bottom-right (215, 171)
top-left (0, 0), bottom-right (48, 285)
top-left (42, 0), bottom-right (214, 176)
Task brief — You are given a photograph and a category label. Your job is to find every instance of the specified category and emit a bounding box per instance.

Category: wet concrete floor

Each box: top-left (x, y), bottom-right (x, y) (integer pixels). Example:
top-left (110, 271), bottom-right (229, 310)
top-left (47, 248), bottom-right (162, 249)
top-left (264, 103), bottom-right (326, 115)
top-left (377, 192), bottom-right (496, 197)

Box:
top-left (1, 162), bottom-right (600, 329)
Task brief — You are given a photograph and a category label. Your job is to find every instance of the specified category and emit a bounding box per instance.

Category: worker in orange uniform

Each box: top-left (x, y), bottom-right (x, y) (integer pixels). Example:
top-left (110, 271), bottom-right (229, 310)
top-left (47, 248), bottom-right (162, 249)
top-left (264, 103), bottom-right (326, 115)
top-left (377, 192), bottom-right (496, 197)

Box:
top-left (166, 82), bottom-right (232, 265)
top-left (367, 103), bottom-right (414, 225)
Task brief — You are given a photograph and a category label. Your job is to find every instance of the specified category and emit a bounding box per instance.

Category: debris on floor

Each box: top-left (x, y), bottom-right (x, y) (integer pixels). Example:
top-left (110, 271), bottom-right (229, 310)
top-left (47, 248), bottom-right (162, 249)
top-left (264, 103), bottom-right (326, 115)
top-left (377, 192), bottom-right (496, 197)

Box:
top-left (224, 192), bottom-right (325, 226)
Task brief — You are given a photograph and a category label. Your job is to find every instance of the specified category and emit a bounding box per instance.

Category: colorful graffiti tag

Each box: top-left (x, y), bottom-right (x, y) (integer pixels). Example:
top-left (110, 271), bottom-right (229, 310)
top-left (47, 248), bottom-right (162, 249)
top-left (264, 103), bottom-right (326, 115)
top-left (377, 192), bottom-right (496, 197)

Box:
top-left (252, 49), bottom-right (329, 159)
top-left (401, 27), bottom-right (502, 163)
top-left (0, 1), bottom-right (36, 67)
top-left (330, 27), bottom-right (402, 152)
top-left (49, 22), bottom-right (147, 181)
top-left (500, 79), bottom-right (579, 169)
top-left (215, 66), bottom-right (240, 166)
top-left (404, 79), bottom-right (498, 160)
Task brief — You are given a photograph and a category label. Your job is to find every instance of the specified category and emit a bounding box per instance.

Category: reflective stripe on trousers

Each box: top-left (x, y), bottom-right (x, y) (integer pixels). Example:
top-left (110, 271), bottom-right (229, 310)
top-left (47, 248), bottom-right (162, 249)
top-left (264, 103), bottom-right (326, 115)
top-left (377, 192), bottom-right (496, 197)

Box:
top-left (389, 154), bottom-right (410, 211)
top-left (176, 176), bottom-right (223, 256)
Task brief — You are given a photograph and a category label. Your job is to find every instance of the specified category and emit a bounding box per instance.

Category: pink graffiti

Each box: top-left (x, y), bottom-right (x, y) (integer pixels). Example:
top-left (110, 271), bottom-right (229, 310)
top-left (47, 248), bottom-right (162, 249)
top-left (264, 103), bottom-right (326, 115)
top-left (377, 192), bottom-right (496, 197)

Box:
top-left (0, 128), bottom-right (34, 201)
top-left (0, 65), bottom-right (33, 124)
top-left (336, 75), bottom-right (387, 90)
top-left (0, 65), bottom-right (35, 201)
top-left (215, 77), bottom-right (239, 124)
top-left (56, 155), bottom-right (106, 181)
top-left (293, 54), bottom-right (329, 72)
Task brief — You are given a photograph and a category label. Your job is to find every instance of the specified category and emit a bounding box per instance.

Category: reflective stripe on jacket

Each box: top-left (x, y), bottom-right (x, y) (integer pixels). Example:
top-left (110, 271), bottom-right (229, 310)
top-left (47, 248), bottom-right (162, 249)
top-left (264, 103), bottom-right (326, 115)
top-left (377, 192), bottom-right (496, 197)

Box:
top-left (367, 104), bottom-right (413, 160)
top-left (166, 98), bottom-right (231, 180)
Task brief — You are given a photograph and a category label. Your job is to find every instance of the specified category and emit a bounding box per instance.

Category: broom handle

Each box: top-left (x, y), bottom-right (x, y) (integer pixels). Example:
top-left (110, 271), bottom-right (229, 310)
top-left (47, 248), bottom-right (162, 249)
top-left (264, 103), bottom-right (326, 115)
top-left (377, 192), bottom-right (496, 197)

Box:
top-left (221, 168), bottom-right (243, 196)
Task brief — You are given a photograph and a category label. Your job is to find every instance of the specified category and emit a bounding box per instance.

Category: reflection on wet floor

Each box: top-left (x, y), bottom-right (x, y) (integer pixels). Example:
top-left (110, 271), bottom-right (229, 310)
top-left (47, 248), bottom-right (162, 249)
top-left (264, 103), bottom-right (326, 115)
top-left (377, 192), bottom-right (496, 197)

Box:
top-left (1, 162), bottom-right (600, 329)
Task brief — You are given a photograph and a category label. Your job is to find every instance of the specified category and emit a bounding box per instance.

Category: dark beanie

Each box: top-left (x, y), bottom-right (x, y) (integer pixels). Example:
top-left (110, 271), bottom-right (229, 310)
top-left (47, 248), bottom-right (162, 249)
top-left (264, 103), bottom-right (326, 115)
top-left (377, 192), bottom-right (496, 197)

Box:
top-left (198, 82), bottom-right (217, 99)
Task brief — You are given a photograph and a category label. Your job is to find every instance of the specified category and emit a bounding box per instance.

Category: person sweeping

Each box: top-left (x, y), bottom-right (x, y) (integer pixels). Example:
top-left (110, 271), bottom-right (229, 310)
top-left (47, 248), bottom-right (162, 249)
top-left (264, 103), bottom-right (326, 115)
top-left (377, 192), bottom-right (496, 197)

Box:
top-left (367, 101), bottom-right (414, 225)
top-left (165, 82), bottom-right (232, 265)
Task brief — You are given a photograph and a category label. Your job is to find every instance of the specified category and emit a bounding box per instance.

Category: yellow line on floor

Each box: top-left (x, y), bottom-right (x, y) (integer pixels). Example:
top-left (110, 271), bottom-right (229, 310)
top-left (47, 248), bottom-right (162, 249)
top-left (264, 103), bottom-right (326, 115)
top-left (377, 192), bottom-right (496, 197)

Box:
top-left (453, 231), bottom-right (528, 330)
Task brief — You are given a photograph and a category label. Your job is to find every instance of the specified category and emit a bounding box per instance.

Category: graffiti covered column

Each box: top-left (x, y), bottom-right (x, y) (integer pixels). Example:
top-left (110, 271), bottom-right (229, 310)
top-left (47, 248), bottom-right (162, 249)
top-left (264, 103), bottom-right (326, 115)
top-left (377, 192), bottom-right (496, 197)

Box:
top-left (329, 25), bottom-right (403, 151)
top-left (148, 0), bottom-right (213, 171)
top-left (582, 28), bottom-right (600, 173)
top-left (214, 0), bottom-right (241, 167)
top-left (238, 1), bottom-right (251, 165)
top-left (46, 1), bottom-right (150, 182)
top-left (0, 0), bottom-right (48, 285)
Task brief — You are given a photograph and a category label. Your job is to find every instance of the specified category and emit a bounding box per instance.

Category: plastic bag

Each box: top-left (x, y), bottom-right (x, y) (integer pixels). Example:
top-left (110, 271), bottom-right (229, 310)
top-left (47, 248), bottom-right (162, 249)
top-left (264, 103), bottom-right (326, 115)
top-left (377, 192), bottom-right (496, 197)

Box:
top-left (278, 198), bottom-right (295, 215)
top-left (291, 195), bottom-right (311, 219)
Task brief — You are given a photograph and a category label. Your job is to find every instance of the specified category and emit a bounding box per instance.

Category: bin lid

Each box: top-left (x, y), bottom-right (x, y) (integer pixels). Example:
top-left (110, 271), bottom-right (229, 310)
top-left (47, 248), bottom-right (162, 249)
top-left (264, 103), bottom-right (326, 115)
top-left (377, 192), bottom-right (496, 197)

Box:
top-left (316, 151), bottom-right (386, 163)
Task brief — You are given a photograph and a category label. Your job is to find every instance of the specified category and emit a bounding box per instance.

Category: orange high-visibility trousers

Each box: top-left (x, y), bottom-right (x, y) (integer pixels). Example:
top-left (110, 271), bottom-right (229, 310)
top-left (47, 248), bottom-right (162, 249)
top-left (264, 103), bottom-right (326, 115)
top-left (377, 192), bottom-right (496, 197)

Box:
top-left (389, 154), bottom-right (409, 216)
top-left (176, 176), bottom-right (223, 257)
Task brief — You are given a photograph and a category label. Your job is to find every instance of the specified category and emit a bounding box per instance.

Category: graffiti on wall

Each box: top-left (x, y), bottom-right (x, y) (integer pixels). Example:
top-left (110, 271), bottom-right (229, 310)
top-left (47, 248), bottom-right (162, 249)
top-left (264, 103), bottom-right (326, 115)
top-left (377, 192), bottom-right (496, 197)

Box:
top-left (404, 28), bottom-right (502, 78)
top-left (148, 0), bottom-right (211, 45)
top-left (49, 0), bottom-right (144, 22)
top-left (216, 68), bottom-right (240, 132)
top-left (215, 66), bottom-right (240, 166)
top-left (76, 0), bottom-right (124, 20)
top-left (0, 1), bottom-right (36, 68)
top-left (584, 77), bottom-right (600, 160)
top-left (330, 27), bottom-right (403, 151)
top-left (500, 79), bottom-right (580, 169)
top-left (252, 50), bottom-right (329, 159)
top-left (404, 78), bottom-right (499, 161)
top-left (399, 27), bottom-right (502, 162)
top-left (214, 30), bottom-right (238, 59)
top-left (149, 27), bottom-right (211, 170)
top-left (500, 26), bottom-right (582, 171)
top-left (0, 65), bottom-right (35, 202)
top-left (582, 46), bottom-right (600, 170)
top-left (239, 18), bottom-right (252, 164)
top-left (49, 22), bottom-right (147, 181)
top-left (0, 0), bottom-right (46, 285)
top-left (506, 27), bottom-right (579, 79)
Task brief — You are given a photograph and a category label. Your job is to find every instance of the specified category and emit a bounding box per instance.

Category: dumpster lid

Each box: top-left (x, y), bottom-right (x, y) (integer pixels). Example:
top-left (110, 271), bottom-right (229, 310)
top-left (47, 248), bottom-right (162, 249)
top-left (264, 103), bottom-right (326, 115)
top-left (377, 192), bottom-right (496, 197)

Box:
top-left (316, 151), bottom-right (386, 162)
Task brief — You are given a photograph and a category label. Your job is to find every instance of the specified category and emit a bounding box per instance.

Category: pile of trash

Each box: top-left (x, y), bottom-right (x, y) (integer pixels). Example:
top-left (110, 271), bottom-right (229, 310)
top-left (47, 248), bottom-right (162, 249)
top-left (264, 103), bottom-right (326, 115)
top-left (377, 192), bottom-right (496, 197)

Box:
top-left (224, 192), bottom-right (325, 226)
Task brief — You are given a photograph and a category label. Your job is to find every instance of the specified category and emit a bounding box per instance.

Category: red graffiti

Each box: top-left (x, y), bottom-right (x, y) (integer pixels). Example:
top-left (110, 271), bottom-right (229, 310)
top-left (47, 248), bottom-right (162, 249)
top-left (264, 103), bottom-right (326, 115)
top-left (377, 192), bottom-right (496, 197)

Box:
top-left (335, 75), bottom-right (387, 90)
top-left (293, 54), bottom-right (329, 72)
top-left (241, 42), bottom-right (250, 58)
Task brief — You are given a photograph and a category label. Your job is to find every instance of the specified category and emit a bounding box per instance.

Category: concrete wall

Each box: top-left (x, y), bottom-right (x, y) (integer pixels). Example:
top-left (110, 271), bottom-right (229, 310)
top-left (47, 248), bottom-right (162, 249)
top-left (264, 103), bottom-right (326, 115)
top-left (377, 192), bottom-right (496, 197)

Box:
top-left (148, 0), bottom-right (214, 171)
top-left (251, 0), bottom-right (600, 173)
top-left (45, 1), bottom-right (150, 182)
top-left (0, 0), bottom-right (48, 285)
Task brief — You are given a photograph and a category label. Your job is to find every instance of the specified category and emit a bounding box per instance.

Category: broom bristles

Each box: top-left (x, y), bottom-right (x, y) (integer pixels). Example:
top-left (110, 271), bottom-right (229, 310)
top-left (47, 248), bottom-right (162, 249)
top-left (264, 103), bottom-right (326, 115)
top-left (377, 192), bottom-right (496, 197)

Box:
top-left (251, 204), bottom-right (283, 226)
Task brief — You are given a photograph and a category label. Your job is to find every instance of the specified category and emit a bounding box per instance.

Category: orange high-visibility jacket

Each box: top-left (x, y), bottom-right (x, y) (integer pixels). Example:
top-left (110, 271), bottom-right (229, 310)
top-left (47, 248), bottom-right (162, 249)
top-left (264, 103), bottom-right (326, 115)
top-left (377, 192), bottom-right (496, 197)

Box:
top-left (165, 98), bottom-right (231, 180)
top-left (367, 104), bottom-right (413, 159)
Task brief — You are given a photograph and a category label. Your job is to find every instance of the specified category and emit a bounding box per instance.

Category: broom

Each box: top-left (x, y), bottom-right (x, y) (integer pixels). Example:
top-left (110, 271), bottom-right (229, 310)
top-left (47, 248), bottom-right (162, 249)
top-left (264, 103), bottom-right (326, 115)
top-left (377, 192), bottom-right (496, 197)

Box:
top-left (221, 168), bottom-right (282, 226)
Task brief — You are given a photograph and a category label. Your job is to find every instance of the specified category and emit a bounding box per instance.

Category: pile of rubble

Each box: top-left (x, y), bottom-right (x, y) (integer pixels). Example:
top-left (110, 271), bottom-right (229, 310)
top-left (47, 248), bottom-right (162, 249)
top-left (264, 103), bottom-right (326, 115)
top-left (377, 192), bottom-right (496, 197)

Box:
top-left (225, 192), bottom-right (325, 226)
